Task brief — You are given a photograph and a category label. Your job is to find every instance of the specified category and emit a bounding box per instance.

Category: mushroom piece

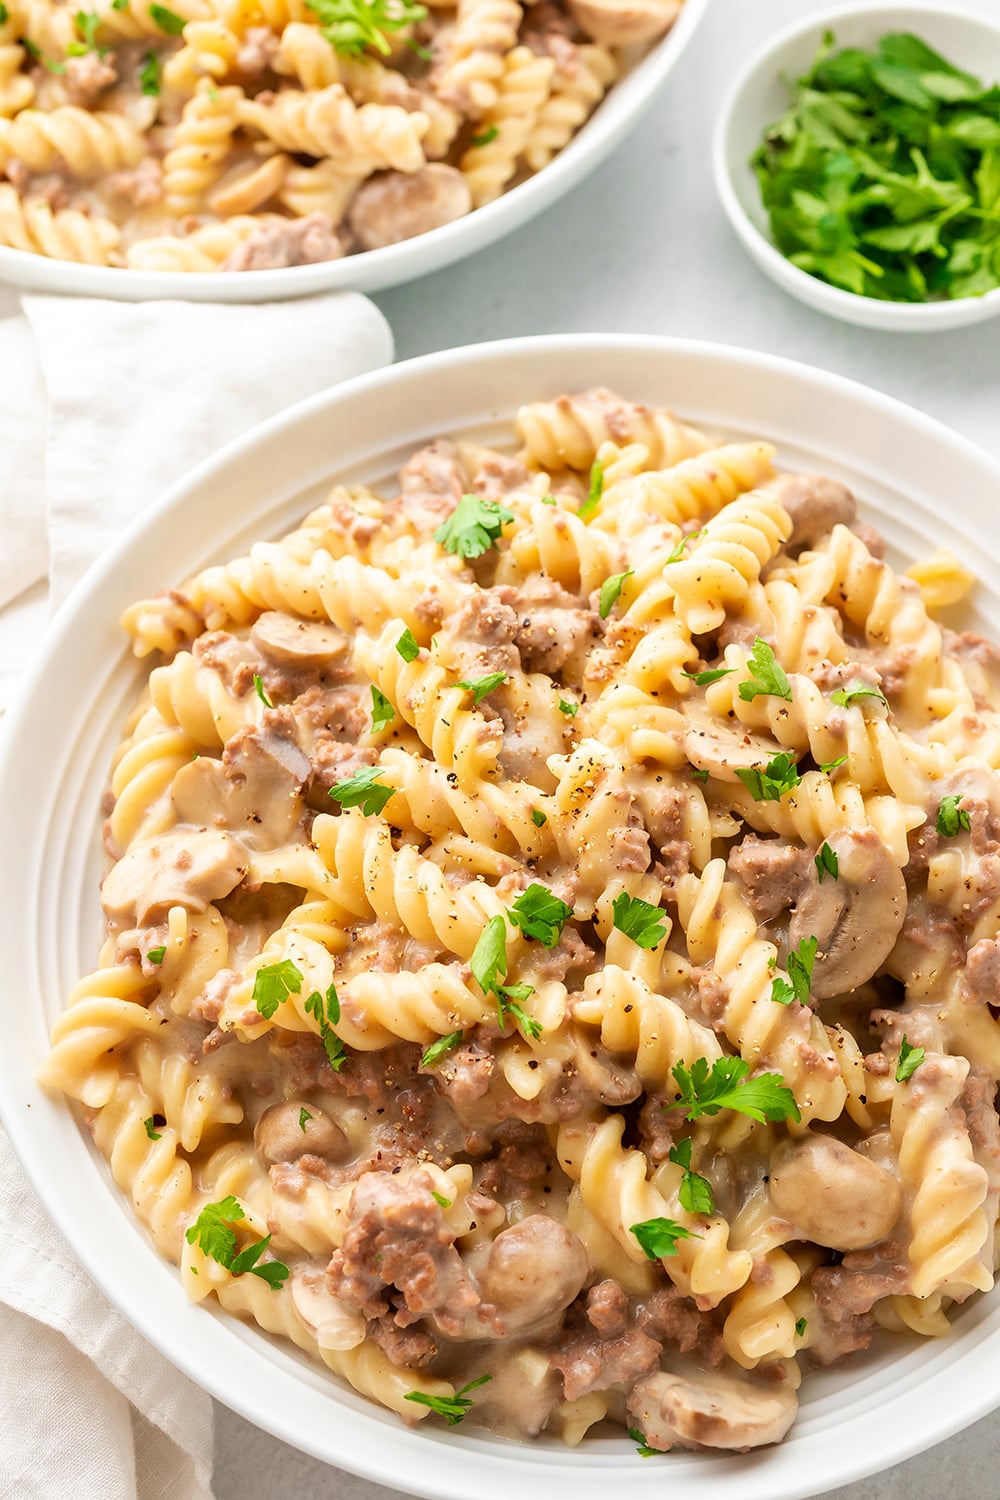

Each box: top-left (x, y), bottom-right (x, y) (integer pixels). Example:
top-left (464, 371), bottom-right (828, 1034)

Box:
top-left (788, 828), bottom-right (906, 999)
top-left (480, 1216), bottom-right (589, 1332)
top-left (254, 1101), bottom-right (351, 1165)
top-left (171, 725), bottom-right (310, 848)
top-left (250, 611), bottom-right (349, 671)
top-left (627, 1370), bottom-right (798, 1452)
top-left (569, 1027), bottom-right (641, 1106)
top-left (567, 0), bottom-right (679, 45)
top-left (348, 165), bottom-right (472, 252)
top-left (291, 1268), bottom-right (367, 1351)
top-left (768, 1133), bottom-right (902, 1250)
top-left (101, 828), bottom-right (246, 925)
top-left (683, 708), bottom-right (786, 784)
top-left (760, 474), bottom-right (857, 550)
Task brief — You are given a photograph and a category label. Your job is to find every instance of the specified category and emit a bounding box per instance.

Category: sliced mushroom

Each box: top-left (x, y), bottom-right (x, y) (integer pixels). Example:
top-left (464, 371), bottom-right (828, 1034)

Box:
top-left (101, 828), bottom-right (246, 925)
top-left (567, 0), bottom-right (680, 46)
top-left (570, 1027), bottom-right (641, 1105)
top-left (683, 708), bottom-right (787, 784)
top-left (628, 1370), bottom-right (798, 1452)
top-left (254, 1101), bottom-right (350, 1165)
top-left (348, 165), bottom-right (472, 252)
top-left (172, 725), bottom-right (310, 848)
top-left (768, 1133), bottom-right (902, 1250)
top-left (480, 1216), bottom-right (589, 1332)
top-left (250, 611), bottom-right (349, 671)
top-left (760, 474), bottom-right (857, 549)
top-left (789, 828), bottom-right (906, 998)
top-left (291, 1268), bottom-right (366, 1351)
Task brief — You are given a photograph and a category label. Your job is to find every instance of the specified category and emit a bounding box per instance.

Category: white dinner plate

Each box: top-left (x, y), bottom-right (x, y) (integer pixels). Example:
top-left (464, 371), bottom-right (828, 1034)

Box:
top-left (0, 0), bottom-right (708, 302)
top-left (2, 335), bottom-right (1000, 1500)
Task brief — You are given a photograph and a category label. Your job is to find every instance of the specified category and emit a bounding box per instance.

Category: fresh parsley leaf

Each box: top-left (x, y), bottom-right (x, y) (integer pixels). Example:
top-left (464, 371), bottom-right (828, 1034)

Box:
top-left (112, 0), bottom-right (128, 9)
top-left (667, 1056), bottom-right (801, 1124)
top-left (406, 36), bottom-right (432, 59)
top-left (770, 935), bottom-right (817, 1006)
top-left (498, 992), bottom-right (542, 1040)
top-left (691, 766), bottom-right (710, 783)
top-left (457, 671), bottom-right (507, 705)
top-left (630, 1216), bottom-right (699, 1261)
top-left (578, 459), bottom-right (604, 520)
top-left (21, 37), bottom-right (39, 57)
top-left (147, 945), bottom-right (166, 964)
top-left (328, 763), bottom-right (395, 816)
top-left (530, 807), bottom-right (547, 827)
top-left (815, 841), bottom-right (839, 881)
top-left (598, 568), bottom-right (633, 619)
top-left (229, 1232), bottom-right (289, 1289)
top-left (830, 682), bottom-right (888, 708)
top-left (735, 751), bottom-right (801, 802)
top-left (558, 697), bottom-right (580, 716)
top-left (665, 528), bottom-right (702, 564)
top-left (67, 8), bottom-right (102, 53)
top-left (298, 1107), bottom-right (312, 1131)
top-left (370, 684), bottom-right (394, 732)
top-left (738, 638), bottom-right (792, 702)
top-left (395, 626), bottom-right (420, 662)
top-left (253, 672), bottom-right (273, 709)
top-left (404, 1374), bottom-right (492, 1425)
top-left (795, 1316), bottom-right (808, 1338)
top-left (433, 493), bottom-right (513, 558)
top-left (304, 984), bottom-right (347, 1073)
top-left (0, 4), bottom-right (9, 21)
top-left (668, 1136), bottom-right (715, 1215)
top-left (682, 667), bottom-right (734, 686)
top-left (45, 57), bottom-right (67, 70)
top-left (611, 891), bottom-right (668, 950)
top-left (628, 1427), bottom-right (666, 1458)
top-left (431, 1191), bottom-right (452, 1208)
top-left (149, 2), bottom-right (185, 32)
top-left (138, 49), bottom-right (161, 95)
top-left (470, 914), bottom-right (508, 997)
top-left (252, 959), bottom-right (303, 1020)
top-left (143, 1116), bottom-right (162, 1141)
top-left (819, 753), bottom-right (848, 774)
top-left (936, 793), bottom-right (971, 837)
top-left (469, 125), bottom-right (499, 146)
top-left (421, 1030), bottom-right (464, 1068)
top-left (896, 1034), bottom-right (925, 1082)
top-left (185, 1196), bottom-right (244, 1265)
top-left (507, 883), bottom-right (572, 948)
top-left (307, 0), bottom-right (427, 55)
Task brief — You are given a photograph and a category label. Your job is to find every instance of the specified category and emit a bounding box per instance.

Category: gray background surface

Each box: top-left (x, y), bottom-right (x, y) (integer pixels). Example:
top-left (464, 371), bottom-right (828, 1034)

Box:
top-left (221, 0), bottom-right (1000, 1493)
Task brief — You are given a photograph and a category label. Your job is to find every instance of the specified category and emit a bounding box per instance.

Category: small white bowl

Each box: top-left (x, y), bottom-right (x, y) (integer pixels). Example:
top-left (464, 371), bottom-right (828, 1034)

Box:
top-left (713, 0), bottom-right (1000, 331)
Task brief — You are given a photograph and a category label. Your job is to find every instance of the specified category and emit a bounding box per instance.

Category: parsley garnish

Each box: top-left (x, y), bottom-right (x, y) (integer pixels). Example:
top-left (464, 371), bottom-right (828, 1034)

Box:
top-left (630, 1217), bottom-right (699, 1261)
top-left (831, 683), bottom-right (887, 708)
top-left (682, 667), bottom-right (734, 686)
top-left (936, 794), bottom-right (971, 837)
top-left (395, 626), bottom-right (420, 662)
top-left (896, 1034), bottom-right (925, 1082)
top-left (0, 4), bottom-right (9, 21)
top-left (421, 1030), bottom-right (463, 1068)
top-left (470, 124), bottom-right (499, 147)
top-left (45, 57), bottom-right (67, 70)
top-left (138, 49), bottom-right (161, 95)
top-left (404, 1374), bottom-right (491, 1425)
top-left (21, 36), bottom-right (39, 56)
top-left (328, 764), bottom-right (395, 816)
top-left (771, 935), bottom-right (818, 1006)
top-left (149, 2), bottom-right (185, 32)
top-left (558, 698), bottom-right (580, 716)
top-left (598, 568), bottom-right (633, 619)
top-left (540, 494), bottom-right (557, 505)
top-left (667, 1056), bottom-right (801, 1124)
top-left (370, 684), bottom-right (394, 732)
top-left (252, 958), bottom-right (303, 1020)
top-left (819, 753), bottom-right (848, 774)
top-left (815, 841), bottom-right (838, 881)
top-left (691, 766), bottom-right (710, 783)
top-left (143, 1116), bottom-right (162, 1141)
top-left (253, 672), bottom-right (273, 708)
top-left (147, 945), bottom-right (166, 964)
top-left (457, 671), bottom-right (507, 705)
top-left (531, 808), bottom-right (547, 826)
top-left (67, 9), bottom-right (102, 53)
top-left (469, 915), bottom-right (541, 1037)
top-left (185, 1197), bottom-right (289, 1288)
top-left (112, 0), bottom-right (128, 9)
top-left (298, 1107), bottom-right (312, 1132)
top-left (628, 1427), bottom-right (666, 1458)
top-left (735, 751), bottom-right (801, 802)
top-left (578, 459), bottom-right (604, 520)
top-left (307, 0), bottom-right (427, 55)
top-left (665, 528), bottom-right (703, 564)
top-left (668, 1136), bottom-right (715, 1215)
top-left (304, 984), bottom-right (346, 1072)
top-left (433, 493), bottom-right (513, 558)
top-left (507, 883), bottom-right (571, 948)
top-left (430, 1191), bottom-right (452, 1208)
top-left (611, 891), bottom-right (668, 950)
top-left (738, 638), bottom-right (792, 702)
top-left (795, 1316), bottom-right (808, 1338)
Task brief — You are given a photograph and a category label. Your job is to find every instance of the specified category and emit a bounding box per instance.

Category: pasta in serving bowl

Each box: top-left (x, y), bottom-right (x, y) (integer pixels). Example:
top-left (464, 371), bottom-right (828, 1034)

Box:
top-left (0, 0), bottom-right (707, 298)
top-left (4, 335), bottom-right (1000, 1500)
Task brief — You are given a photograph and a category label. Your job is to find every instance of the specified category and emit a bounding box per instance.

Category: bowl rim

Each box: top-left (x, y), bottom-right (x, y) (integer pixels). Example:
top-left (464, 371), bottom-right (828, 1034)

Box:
top-left (6, 333), bottom-right (1000, 1499)
top-left (0, 0), bottom-right (709, 302)
top-left (711, 0), bottom-right (1000, 328)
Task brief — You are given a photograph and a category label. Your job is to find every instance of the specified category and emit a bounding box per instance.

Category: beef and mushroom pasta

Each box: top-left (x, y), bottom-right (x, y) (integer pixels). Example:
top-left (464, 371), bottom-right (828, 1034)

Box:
top-left (0, 0), bottom-right (680, 272)
top-left (40, 386), bottom-right (1000, 1453)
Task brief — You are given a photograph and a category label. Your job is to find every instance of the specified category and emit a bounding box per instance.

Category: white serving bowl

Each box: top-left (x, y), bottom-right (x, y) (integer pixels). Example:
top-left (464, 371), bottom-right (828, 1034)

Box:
top-left (3, 334), bottom-right (1000, 1500)
top-left (0, 0), bottom-right (707, 302)
top-left (713, 1), bottom-right (1000, 331)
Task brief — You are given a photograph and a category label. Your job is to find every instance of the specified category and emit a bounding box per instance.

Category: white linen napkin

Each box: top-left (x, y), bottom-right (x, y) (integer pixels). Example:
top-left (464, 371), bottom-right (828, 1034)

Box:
top-left (0, 289), bottom-right (393, 1500)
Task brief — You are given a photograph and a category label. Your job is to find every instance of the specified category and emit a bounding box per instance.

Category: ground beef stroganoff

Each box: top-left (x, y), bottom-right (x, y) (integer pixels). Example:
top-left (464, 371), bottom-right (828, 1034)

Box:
top-left (40, 386), bottom-right (1000, 1453)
